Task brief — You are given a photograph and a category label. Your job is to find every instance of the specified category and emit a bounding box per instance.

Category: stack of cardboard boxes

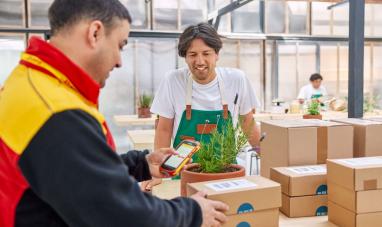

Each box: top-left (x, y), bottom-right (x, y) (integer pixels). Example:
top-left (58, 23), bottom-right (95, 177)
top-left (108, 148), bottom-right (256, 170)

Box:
top-left (261, 119), bottom-right (353, 178)
top-left (187, 176), bottom-right (281, 227)
top-left (333, 118), bottom-right (382, 157)
top-left (327, 157), bottom-right (382, 227)
top-left (270, 165), bottom-right (328, 218)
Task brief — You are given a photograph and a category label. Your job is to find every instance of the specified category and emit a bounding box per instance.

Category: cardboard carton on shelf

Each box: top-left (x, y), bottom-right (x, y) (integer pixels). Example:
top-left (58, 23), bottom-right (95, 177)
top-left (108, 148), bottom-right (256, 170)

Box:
top-left (223, 208), bottom-right (279, 227)
top-left (261, 119), bottom-right (353, 178)
top-left (328, 181), bottom-right (382, 214)
top-left (282, 194), bottom-right (328, 218)
top-left (327, 157), bottom-right (382, 213)
top-left (329, 201), bottom-right (382, 227)
top-left (270, 165), bottom-right (327, 197)
top-left (187, 175), bottom-right (281, 227)
top-left (271, 165), bottom-right (328, 218)
top-left (327, 157), bottom-right (382, 192)
top-left (332, 118), bottom-right (382, 157)
top-left (187, 175), bottom-right (281, 215)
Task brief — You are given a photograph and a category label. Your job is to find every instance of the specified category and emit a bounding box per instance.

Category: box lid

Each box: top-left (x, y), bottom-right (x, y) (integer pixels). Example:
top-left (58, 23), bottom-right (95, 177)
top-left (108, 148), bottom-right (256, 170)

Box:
top-left (262, 119), bottom-right (349, 128)
top-left (364, 117), bottom-right (382, 123)
top-left (187, 176), bottom-right (281, 215)
top-left (334, 118), bottom-right (382, 126)
top-left (271, 165), bottom-right (327, 196)
top-left (327, 157), bottom-right (382, 191)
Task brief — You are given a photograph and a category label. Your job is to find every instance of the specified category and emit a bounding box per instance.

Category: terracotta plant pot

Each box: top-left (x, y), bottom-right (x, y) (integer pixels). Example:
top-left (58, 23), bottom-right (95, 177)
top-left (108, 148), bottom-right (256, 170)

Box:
top-left (303, 114), bottom-right (322, 120)
top-left (138, 107), bottom-right (151, 118)
top-left (180, 163), bottom-right (245, 196)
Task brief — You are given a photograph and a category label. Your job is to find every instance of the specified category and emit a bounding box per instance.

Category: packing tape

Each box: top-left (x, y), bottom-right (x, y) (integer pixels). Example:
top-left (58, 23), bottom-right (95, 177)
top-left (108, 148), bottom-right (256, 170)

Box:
top-left (317, 127), bottom-right (328, 164)
top-left (363, 179), bottom-right (377, 190)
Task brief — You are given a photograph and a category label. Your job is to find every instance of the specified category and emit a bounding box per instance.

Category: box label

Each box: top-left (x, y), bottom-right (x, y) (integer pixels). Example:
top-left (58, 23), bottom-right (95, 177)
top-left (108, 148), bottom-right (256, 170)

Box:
top-left (316, 185), bottom-right (328, 195)
top-left (287, 165), bottom-right (327, 174)
top-left (237, 203), bottom-right (255, 214)
top-left (316, 206), bottom-right (328, 216)
top-left (237, 222), bottom-right (251, 227)
top-left (339, 157), bottom-right (382, 167)
top-left (205, 179), bottom-right (257, 192)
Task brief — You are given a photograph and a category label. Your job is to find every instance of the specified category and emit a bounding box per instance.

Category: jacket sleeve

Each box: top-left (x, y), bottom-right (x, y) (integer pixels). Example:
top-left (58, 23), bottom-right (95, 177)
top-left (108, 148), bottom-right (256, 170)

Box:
top-left (18, 109), bottom-right (202, 227)
top-left (120, 150), bottom-right (152, 182)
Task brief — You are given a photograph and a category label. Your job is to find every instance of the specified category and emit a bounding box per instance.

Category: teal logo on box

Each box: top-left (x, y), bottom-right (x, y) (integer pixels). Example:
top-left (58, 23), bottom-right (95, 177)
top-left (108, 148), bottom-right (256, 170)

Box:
top-left (316, 185), bottom-right (327, 195)
top-left (237, 203), bottom-right (254, 214)
top-left (316, 206), bottom-right (328, 216)
top-left (237, 222), bottom-right (251, 227)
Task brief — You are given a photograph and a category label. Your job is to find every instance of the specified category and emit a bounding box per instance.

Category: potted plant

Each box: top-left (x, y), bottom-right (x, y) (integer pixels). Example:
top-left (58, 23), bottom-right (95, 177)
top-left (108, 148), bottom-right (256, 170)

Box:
top-left (138, 93), bottom-right (153, 118)
top-left (180, 120), bottom-right (247, 196)
top-left (303, 101), bottom-right (322, 120)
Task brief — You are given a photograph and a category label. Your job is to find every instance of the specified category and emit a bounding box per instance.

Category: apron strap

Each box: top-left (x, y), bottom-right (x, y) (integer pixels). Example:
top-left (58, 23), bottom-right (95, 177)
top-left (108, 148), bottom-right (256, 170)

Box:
top-left (186, 73), bottom-right (193, 120)
top-left (217, 70), bottom-right (229, 119)
top-left (186, 105), bottom-right (192, 120)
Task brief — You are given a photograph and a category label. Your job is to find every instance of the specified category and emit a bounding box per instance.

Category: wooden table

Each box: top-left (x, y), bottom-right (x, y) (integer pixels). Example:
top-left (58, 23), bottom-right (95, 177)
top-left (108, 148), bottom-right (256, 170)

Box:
top-left (114, 115), bottom-right (156, 127)
top-left (127, 129), bottom-right (155, 150)
top-left (115, 111), bottom-right (382, 128)
top-left (152, 180), bottom-right (337, 227)
top-left (121, 111), bottom-right (382, 151)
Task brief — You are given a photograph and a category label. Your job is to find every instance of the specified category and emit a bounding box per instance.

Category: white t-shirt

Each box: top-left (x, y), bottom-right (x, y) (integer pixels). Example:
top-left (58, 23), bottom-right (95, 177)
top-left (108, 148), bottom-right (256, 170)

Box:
top-left (297, 84), bottom-right (328, 100)
top-left (151, 67), bottom-right (260, 138)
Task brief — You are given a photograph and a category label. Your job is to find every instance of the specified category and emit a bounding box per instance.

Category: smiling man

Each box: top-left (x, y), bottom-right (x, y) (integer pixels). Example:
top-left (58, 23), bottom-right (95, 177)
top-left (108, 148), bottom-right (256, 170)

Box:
top-left (147, 23), bottom-right (261, 189)
top-left (0, 1), bottom-right (229, 227)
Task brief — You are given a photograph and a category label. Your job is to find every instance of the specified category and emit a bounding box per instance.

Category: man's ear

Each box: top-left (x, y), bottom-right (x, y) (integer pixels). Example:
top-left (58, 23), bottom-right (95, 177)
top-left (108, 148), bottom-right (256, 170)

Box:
top-left (87, 20), bottom-right (104, 48)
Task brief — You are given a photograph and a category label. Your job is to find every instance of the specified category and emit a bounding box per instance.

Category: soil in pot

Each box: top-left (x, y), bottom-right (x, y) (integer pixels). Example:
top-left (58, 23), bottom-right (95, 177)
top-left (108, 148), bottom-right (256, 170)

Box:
top-left (180, 163), bottom-right (245, 196)
top-left (303, 114), bottom-right (322, 120)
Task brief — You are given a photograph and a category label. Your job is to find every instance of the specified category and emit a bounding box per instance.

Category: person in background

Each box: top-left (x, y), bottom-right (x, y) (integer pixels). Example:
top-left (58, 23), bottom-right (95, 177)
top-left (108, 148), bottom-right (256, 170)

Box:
top-left (0, 1), bottom-right (228, 227)
top-left (297, 73), bottom-right (328, 104)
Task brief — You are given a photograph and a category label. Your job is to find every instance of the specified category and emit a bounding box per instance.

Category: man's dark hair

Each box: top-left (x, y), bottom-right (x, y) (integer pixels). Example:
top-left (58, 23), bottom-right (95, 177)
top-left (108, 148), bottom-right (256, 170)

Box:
top-left (310, 73), bottom-right (323, 82)
top-left (48, 0), bottom-right (132, 36)
top-left (178, 22), bottom-right (222, 57)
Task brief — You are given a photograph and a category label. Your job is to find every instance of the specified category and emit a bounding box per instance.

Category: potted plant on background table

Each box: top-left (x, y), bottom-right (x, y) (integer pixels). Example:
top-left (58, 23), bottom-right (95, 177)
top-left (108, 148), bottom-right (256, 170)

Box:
top-left (303, 101), bottom-right (322, 120)
top-left (180, 120), bottom-right (248, 196)
top-left (138, 93), bottom-right (153, 118)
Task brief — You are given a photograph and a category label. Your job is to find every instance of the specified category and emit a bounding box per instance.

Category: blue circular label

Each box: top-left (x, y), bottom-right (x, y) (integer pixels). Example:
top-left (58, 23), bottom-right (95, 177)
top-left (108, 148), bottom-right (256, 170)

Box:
top-left (316, 184), bottom-right (328, 195)
top-left (237, 203), bottom-right (254, 214)
top-left (316, 206), bottom-right (328, 216)
top-left (237, 222), bottom-right (251, 227)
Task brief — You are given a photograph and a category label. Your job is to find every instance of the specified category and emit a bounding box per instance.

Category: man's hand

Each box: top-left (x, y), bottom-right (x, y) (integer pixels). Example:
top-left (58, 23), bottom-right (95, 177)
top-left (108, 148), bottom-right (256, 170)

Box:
top-left (146, 148), bottom-right (176, 178)
top-left (191, 191), bottom-right (229, 227)
top-left (140, 178), bottom-right (162, 191)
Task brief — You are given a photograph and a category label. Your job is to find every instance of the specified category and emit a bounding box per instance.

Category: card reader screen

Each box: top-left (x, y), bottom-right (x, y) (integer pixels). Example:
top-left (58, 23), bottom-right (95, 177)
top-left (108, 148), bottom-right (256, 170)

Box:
top-left (164, 143), bottom-right (194, 169)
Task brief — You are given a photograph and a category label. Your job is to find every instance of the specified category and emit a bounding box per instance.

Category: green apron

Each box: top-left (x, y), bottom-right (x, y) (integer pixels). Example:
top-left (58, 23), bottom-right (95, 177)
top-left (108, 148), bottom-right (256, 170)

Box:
top-left (311, 94), bottom-right (324, 106)
top-left (173, 71), bottom-right (233, 164)
top-left (311, 94), bottom-right (322, 99)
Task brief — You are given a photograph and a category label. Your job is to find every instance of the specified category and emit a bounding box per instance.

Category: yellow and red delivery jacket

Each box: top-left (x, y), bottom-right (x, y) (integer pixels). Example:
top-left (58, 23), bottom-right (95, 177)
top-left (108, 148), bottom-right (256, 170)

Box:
top-left (0, 37), bottom-right (201, 227)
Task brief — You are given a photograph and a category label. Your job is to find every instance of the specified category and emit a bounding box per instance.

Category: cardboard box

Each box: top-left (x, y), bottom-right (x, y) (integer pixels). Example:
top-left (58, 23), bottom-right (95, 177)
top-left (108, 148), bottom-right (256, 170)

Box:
top-left (327, 157), bottom-right (382, 192)
top-left (315, 121), bottom-right (353, 162)
top-left (261, 120), bottom-right (353, 177)
top-left (328, 181), bottom-right (382, 213)
top-left (270, 165), bottom-right (327, 197)
top-left (364, 117), bottom-right (382, 122)
top-left (223, 208), bottom-right (279, 227)
top-left (187, 176), bottom-right (281, 216)
top-left (329, 201), bottom-right (382, 227)
top-left (333, 118), bottom-right (382, 157)
top-left (281, 194), bottom-right (328, 218)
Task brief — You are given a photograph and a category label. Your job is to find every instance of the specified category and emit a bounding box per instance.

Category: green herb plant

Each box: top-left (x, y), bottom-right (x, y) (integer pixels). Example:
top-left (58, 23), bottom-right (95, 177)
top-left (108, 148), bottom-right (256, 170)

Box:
top-left (307, 101), bottom-right (320, 115)
top-left (364, 94), bottom-right (380, 113)
top-left (197, 118), bottom-right (248, 173)
top-left (139, 93), bottom-right (153, 108)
